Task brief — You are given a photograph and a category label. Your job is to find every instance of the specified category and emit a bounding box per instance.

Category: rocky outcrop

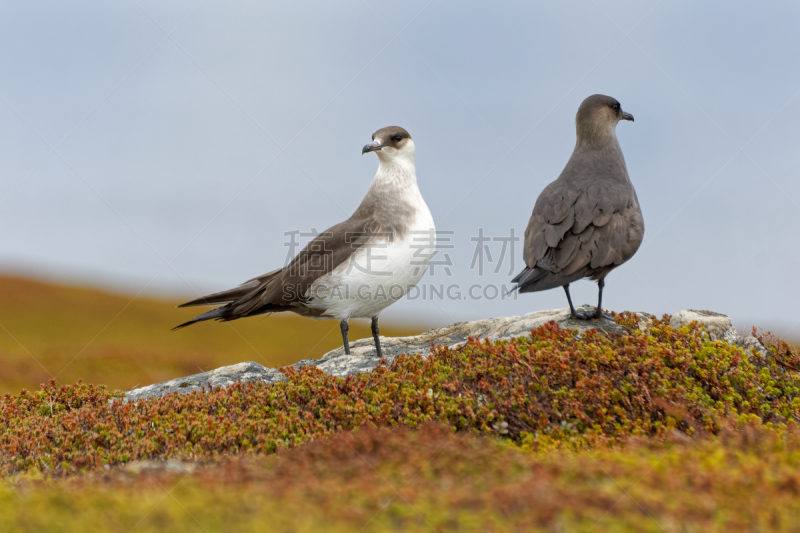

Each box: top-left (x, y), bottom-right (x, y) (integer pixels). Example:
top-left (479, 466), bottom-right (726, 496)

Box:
top-left (121, 306), bottom-right (765, 402)
top-left (120, 362), bottom-right (286, 402)
top-left (668, 309), bottom-right (767, 359)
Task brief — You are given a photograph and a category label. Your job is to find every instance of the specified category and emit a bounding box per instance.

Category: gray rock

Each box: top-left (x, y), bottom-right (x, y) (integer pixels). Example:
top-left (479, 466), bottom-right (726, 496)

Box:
top-left (123, 460), bottom-right (197, 475)
top-left (669, 309), bottom-right (767, 358)
top-left (122, 361), bottom-right (286, 402)
top-left (121, 306), bottom-right (765, 402)
top-left (669, 310), bottom-right (734, 342)
top-left (316, 305), bottom-right (643, 376)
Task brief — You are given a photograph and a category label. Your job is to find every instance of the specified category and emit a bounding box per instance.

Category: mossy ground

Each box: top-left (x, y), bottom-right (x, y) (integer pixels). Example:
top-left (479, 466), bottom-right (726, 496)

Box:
top-left (5, 423), bottom-right (800, 532)
top-left (2, 304), bottom-right (800, 531)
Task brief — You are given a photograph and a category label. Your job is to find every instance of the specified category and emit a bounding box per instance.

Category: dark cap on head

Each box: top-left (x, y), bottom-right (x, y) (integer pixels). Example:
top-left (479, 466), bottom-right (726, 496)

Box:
top-left (363, 126), bottom-right (412, 154)
top-left (576, 94), bottom-right (634, 126)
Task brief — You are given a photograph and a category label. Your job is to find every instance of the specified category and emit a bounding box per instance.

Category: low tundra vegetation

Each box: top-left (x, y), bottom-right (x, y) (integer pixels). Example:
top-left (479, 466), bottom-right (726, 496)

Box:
top-left (4, 422), bottom-right (800, 532)
top-left (2, 313), bottom-right (798, 476)
top-left (4, 313), bottom-right (800, 530)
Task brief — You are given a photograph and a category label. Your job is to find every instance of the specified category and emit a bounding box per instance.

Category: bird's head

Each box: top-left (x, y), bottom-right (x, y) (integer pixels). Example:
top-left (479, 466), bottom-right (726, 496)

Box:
top-left (362, 126), bottom-right (415, 164)
top-left (575, 95), bottom-right (633, 147)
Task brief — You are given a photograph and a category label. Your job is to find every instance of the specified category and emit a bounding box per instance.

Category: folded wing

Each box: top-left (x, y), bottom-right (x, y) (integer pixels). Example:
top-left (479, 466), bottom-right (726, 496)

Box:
top-left (173, 215), bottom-right (382, 329)
top-left (513, 180), bottom-right (642, 293)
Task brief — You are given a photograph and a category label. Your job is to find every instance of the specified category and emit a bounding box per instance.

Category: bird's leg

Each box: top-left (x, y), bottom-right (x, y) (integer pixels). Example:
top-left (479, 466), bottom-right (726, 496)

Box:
top-left (563, 284), bottom-right (581, 319)
top-left (595, 279), bottom-right (605, 319)
top-left (565, 283), bottom-right (607, 320)
top-left (591, 279), bottom-right (614, 319)
top-left (340, 319), bottom-right (351, 355)
top-left (371, 316), bottom-right (383, 359)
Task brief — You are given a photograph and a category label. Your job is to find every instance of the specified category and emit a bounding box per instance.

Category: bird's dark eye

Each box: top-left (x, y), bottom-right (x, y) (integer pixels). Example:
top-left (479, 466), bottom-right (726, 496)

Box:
top-left (393, 134), bottom-right (403, 142)
top-left (611, 103), bottom-right (620, 111)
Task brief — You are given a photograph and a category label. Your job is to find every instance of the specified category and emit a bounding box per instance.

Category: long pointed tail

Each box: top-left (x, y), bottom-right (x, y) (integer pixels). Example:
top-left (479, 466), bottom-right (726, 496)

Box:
top-left (171, 307), bottom-right (227, 331)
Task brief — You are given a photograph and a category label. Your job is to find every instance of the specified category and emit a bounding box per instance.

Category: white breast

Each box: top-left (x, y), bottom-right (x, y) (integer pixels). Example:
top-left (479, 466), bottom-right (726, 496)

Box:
top-left (307, 194), bottom-right (435, 320)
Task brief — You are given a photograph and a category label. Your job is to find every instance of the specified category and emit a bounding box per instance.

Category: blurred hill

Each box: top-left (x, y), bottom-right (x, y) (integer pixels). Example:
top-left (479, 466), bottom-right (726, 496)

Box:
top-left (0, 275), bottom-right (423, 395)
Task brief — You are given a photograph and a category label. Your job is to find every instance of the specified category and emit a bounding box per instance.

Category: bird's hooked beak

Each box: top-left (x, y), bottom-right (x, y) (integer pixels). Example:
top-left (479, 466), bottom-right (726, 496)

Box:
top-left (362, 140), bottom-right (383, 154)
top-left (620, 111), bottom-right (634, 122)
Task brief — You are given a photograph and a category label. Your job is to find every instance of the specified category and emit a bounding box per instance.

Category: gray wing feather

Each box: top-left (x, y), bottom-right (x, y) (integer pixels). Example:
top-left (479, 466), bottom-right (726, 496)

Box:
top-left (174, 214), bottom-right (383, 327)
top-left (177, 279), bottom-right (265, 308)
top-left (224, 215), bottom-right (382, 317)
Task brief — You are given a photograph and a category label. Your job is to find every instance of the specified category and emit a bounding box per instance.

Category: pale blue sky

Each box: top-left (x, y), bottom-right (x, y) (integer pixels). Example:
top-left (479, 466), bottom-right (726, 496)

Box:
top-left (1, 0), bottom-right (799, 334)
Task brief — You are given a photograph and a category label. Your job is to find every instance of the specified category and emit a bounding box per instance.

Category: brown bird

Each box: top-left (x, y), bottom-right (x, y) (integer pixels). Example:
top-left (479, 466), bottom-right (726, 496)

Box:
top-left (512, 94), bottom-right (643, 319)
top-left (173, 126), bottom-right (435, 357)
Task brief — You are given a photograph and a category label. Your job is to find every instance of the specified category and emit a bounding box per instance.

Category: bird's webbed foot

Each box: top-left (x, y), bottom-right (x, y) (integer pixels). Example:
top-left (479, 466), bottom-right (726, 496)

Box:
top-left (570, 307), bottom-right (613, 321)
